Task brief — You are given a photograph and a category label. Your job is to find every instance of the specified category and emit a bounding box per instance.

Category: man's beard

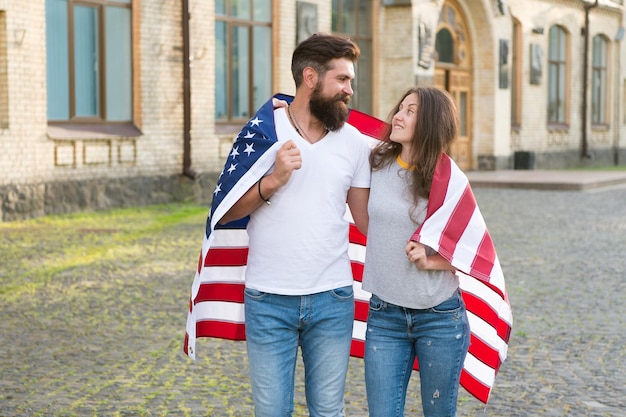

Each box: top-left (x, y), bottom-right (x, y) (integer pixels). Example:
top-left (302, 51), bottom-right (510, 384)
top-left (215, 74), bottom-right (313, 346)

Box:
top-left (309, 84), bottom-right (351, 132)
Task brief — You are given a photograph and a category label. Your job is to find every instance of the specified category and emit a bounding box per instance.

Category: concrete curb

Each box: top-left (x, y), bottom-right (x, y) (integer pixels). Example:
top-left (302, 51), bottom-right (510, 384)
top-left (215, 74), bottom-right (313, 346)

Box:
top-left (466, 170), bottom-right (626, 191)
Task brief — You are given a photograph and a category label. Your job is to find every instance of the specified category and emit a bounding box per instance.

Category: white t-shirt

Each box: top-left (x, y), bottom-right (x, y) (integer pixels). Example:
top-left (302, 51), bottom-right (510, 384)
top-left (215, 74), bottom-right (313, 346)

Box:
top-left (245, 107), bottom-right (371, 295)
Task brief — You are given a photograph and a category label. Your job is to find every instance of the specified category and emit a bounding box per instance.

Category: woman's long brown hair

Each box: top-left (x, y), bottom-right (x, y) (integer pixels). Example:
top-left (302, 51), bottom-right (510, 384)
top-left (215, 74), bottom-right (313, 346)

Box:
top-left (370, 87), bottom-right (459, 204)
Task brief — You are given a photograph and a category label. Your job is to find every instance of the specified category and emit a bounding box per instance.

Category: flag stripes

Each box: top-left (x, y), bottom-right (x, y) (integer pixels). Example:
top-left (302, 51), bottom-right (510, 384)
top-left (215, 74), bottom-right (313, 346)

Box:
top-left (184, 95), bottom-right (511, 405)
top-left (204, 247), bottom-right (249, 267)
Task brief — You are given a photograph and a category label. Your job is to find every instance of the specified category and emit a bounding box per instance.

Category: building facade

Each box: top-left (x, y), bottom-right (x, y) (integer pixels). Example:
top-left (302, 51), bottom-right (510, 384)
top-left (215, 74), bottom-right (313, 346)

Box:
top-left (1, 0), bottom-right (624, 221)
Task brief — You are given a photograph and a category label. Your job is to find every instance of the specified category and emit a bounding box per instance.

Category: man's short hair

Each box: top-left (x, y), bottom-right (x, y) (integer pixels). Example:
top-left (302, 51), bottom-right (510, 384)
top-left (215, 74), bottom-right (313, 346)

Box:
top-left (291, 33), bottom-right (360, 87)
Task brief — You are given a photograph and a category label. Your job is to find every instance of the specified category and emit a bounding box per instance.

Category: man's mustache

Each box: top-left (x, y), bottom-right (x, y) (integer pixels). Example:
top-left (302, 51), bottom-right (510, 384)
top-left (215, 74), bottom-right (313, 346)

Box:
top-left (338, 95), bottom-right (351, 105)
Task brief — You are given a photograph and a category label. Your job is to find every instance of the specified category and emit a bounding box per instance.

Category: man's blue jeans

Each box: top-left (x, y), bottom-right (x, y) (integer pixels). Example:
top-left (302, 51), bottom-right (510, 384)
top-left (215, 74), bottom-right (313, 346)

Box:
top-left (244, 286), bottom-right (354, 417)
top-left (364, 291), bottom-right (470, 417)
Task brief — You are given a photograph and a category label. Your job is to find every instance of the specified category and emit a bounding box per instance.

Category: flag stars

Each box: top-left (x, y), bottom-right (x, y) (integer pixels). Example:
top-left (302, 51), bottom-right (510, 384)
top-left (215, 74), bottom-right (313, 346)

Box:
top-left (250, 116), bottom-right (262, 127)
top-left (244, 143), bottom-right (255, 156)
top-left (243, 130), bottom-right (255, 139)
top-left (230, 146), bottom-right (240, 159)
top-left (226, 163), bottom-right (238, 174)
top-left (213, 183), bottom-right (222, 196)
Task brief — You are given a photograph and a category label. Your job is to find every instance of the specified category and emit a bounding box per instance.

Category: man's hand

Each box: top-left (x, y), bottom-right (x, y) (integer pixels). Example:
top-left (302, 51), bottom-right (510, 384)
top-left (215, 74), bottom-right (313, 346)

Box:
top-left (218, 141), bottom-right (301, 225)
top-left (272, 98), bottom-right (289, 109)
top-left (272, 140), bottom-right (302, 187)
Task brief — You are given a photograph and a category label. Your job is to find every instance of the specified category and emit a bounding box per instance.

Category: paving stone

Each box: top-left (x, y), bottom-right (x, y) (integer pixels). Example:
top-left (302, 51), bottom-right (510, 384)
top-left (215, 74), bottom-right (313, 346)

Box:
top-left (1, 185), bottom-right (625, 416)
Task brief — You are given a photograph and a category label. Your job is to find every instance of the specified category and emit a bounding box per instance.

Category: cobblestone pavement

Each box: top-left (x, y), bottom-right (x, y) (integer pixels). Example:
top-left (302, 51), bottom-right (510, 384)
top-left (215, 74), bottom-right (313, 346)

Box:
top-left (1, 185), bottom-right (625, 416)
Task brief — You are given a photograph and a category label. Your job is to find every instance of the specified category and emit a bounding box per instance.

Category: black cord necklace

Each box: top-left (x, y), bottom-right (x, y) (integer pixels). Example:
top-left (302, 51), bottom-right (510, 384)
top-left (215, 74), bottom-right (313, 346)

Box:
top-left (287, 105), bottom-right (328, 143)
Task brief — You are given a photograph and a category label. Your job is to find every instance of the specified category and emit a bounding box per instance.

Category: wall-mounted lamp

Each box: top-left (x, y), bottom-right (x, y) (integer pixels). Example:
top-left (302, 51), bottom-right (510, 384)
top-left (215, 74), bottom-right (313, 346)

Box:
top-left (192, 47), bottom-right (206, 62)
top-left (14, 29), bottom-right (26, 46)
top-left (532, 27), bottom-right (544, 35)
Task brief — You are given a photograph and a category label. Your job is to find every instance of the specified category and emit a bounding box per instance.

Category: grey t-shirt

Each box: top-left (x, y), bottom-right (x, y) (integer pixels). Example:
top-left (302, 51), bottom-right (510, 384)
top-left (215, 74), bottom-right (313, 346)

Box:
top-left (361, 161), bottom-right (459, 309)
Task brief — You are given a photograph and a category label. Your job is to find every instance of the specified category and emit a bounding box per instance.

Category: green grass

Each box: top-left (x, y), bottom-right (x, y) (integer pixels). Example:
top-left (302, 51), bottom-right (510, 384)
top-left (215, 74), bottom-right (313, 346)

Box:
top-left (0, 203), bottom-right (209, 299)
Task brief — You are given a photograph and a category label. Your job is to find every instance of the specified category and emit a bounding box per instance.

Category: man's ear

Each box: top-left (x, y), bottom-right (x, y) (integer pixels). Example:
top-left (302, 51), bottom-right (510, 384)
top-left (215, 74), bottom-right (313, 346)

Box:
top-left (302, 66), bottom-right (319, 89)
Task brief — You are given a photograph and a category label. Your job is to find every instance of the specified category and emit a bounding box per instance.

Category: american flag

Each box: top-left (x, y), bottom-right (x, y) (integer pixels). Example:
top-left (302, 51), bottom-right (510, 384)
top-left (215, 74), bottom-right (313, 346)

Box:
top-left (184, 94), bottom-right (511, 404)
top-left (409, 153), bottom-right (512, 403)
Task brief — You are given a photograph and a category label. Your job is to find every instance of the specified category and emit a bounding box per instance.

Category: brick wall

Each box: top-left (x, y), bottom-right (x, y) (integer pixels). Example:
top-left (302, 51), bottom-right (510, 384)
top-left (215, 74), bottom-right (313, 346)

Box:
top-left (0, 0), bottom-right (50, 187)
top-left (1, 0), bottom-right (625, 221)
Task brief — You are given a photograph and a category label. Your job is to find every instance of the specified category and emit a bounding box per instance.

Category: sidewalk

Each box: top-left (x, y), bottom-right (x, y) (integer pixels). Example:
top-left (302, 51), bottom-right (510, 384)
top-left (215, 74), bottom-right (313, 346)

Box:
top-left (466, 169), bottom-right (626, 190)
top-left (1, 184), bottom-right (625, 416)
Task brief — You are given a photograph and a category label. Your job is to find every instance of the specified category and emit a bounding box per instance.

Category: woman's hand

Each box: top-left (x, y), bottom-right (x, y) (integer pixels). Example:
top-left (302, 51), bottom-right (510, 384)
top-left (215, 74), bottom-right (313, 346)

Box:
top-left (406, 240), bottom-right (429, 269)
top-left (406, 240), bottom-right (456, 271)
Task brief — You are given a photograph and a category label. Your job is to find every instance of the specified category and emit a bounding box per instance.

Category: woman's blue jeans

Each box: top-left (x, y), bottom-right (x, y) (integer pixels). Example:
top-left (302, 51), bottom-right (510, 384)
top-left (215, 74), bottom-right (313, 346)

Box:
top-left (364, 290), bottom-right (470, 417)
top-left (244, 286), bottom-right (354, 417)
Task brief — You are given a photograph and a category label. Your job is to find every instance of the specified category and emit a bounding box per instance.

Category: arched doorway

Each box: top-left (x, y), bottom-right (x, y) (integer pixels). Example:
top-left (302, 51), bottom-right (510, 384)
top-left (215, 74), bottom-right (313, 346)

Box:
top-left (434, 1), bottom-right (472, 170)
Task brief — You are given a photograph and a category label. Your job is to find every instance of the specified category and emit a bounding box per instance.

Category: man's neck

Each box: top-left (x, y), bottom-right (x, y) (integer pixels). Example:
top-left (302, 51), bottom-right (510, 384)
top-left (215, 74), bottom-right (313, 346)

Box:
top-left (288, 97), bottom-right (328, 143)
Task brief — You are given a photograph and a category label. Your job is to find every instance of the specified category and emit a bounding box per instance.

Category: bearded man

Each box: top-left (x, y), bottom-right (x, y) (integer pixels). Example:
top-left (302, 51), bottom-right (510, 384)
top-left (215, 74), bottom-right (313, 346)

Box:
top-left (218, 33), bottom-right (371, 417)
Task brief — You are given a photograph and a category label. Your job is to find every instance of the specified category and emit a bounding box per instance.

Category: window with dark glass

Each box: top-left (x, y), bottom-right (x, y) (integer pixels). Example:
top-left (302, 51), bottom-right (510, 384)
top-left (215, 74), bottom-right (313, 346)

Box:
top-left (547, 26), bottom-right (568, 124)
top-left (592, 35), bottom-right (608, 125)
top-left (46, 0), bottom-right (132, 122)
top-left (332, 0), bottom-right (373, 115)
top-left (435, 29), bottom-right (454, 64)
top-left (215, 0), bottom-right (272, 123)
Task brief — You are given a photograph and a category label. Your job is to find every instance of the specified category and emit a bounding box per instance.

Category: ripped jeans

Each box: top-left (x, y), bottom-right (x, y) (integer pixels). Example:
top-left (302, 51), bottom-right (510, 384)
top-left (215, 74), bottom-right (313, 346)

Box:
top-left (364, 290), bottom-right (470, 417)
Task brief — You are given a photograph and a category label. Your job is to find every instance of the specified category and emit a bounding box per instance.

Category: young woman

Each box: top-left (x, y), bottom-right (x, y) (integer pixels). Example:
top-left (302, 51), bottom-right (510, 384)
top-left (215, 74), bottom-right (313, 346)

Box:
top-left (362, 87), bottom-right (470, 417)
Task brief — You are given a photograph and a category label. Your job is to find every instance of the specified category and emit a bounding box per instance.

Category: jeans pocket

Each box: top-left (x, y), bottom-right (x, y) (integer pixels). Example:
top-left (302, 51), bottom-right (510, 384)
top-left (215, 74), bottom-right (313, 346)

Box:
top-left (431, 292), bottom-right (463, 314)
top-left (330, 285), bottom-right (354, 301)
top-left (368, 294), bottom-right (385, 312)
top-left (244, 287), bottom-right (268, 300)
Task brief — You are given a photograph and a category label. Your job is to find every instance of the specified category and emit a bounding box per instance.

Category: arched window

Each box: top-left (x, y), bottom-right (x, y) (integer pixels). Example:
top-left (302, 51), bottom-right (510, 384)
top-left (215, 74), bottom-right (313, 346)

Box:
top-left (591, 35), bottom-right (609, 125)
top-left (434, 2), bottom-right (470, 69)
top-left (547, 25), bottom-right (568, 125)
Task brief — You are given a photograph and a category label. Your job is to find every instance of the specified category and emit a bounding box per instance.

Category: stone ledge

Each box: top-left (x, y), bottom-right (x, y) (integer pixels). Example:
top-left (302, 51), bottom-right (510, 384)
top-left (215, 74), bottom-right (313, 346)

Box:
top-left (0, 172), bottom-right (218, 222)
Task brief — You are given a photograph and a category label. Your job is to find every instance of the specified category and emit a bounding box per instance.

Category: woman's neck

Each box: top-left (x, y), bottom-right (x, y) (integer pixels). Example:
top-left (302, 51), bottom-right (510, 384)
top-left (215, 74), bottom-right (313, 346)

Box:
top-left (399, 147), bottom-right (413, 167)
top-left (396, 154), bottom-right (415, 171)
